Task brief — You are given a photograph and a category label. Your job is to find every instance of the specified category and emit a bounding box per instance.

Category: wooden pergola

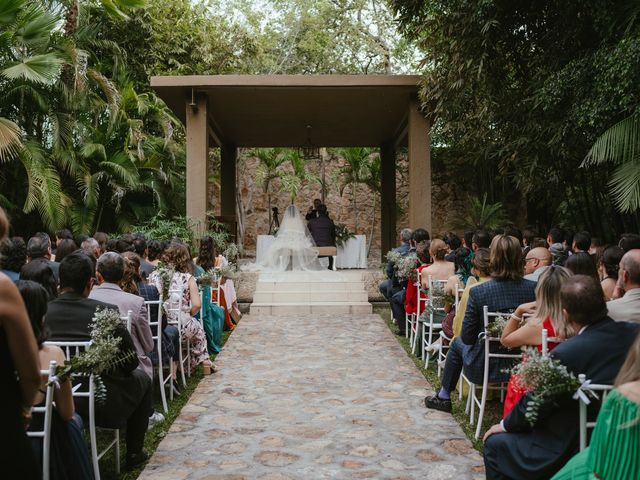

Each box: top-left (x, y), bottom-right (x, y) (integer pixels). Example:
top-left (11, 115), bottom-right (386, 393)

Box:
top-left (151, 75), bottom-right (431, 256)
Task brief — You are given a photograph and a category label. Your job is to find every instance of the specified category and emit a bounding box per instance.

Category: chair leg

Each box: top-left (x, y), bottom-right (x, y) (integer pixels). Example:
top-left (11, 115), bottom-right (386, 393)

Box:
top-left (114, 430), bottom-right (120, 474)
top-left (89, 398), bottom-right (101, 480)
top-left (159, 366), bottom-right (168, 414)
top-left (475, 381), bottom-right (489, 439)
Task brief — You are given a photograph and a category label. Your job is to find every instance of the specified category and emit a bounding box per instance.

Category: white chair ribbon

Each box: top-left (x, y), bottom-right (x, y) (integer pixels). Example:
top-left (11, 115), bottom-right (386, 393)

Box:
top-left (573, 379), bottom-right (594, 404)
top-left (48, 375), bottom-right (61, 390)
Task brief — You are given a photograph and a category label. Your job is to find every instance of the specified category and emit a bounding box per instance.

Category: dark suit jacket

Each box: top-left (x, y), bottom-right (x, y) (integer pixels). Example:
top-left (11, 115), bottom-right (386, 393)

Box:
top-left (139, 258), bottom-right (156, 279)
top-left (307, 215), bottom-right (336, 247)
top-left (499, 317), bottom-right (640, 479)
top-left (460, 278), bottom-right (536, 384)
top-left (46, 292), bottom-right (148, 428)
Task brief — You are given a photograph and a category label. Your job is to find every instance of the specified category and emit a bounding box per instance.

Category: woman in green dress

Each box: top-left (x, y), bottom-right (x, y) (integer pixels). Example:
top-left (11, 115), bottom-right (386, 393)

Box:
top-left (552, 332), bottom-right (640, 480)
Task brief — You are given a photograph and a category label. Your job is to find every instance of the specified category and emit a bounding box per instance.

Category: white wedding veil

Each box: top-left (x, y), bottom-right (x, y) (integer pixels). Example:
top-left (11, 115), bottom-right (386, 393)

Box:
top-left (244, 204), bottom-right (324, 272)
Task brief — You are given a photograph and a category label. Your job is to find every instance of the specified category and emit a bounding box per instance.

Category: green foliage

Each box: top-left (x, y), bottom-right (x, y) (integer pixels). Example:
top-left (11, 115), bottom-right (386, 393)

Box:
top-left (451, 193), bottom-right (509, 232)
top-left (391, 0), bottom-right (640, 234)
top-left (334, 223), bottom-right (356, 248)
top-left (584, 113), bottom-right (640, 213)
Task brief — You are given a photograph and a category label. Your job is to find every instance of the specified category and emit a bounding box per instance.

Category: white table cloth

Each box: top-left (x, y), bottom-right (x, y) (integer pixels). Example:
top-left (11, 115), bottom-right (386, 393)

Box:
top-left (255, 234), bottom-right (368, 269)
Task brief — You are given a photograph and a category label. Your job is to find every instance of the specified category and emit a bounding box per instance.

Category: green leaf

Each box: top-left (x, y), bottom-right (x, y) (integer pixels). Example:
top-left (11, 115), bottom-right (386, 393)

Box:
top-left (608, 158), bottom-right (640, 213)
top-left (0, 117), bottom-right (22, 162)
top-left (2, 53), bottom-right (64, 84)
top-left (584, 114), bottom-right (640, 166)
top-left (0, 0), bottom-right (23, 25)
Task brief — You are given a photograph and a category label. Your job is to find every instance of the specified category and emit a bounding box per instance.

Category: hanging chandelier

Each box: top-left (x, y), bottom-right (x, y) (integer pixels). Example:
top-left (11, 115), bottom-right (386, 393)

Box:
top-left (299, 124), bottom-right (320, 160)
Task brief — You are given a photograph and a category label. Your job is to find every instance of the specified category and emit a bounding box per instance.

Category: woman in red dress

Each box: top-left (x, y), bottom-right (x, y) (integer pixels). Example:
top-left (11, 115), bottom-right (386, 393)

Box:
top-left (500, 265), bottom-right (574, 417)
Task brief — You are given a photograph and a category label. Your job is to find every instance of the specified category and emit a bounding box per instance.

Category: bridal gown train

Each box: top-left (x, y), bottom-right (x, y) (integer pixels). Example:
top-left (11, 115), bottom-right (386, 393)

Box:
top-left (245, 205), bottom-right (324, 272)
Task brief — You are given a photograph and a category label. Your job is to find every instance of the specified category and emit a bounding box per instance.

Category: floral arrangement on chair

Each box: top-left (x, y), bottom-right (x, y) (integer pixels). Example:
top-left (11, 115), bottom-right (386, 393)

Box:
top-left (510, 347), bottom-right (595, 425)
top-left (421, 282), bottom-right (455, 318)
top-left (196, 264), bottom-right (238, 286)
top-left (55, 308), bottom-right (136, 404)
top-left (485, 315), bottom-right (510, 338)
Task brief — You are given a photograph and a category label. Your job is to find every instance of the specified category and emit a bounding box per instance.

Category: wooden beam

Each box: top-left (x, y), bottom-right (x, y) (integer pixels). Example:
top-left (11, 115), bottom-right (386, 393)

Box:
top-left (380, 143), bottom-right (397, 260)
top-left (185, 93), bottom-right (208, 233)
top-left (408, 100), bottom-right (432, 233)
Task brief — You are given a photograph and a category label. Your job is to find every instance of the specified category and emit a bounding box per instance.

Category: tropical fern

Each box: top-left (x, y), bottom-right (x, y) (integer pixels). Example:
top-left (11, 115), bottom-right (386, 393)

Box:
top-left (583, 113), bottom-right (640, 213)
top-left (450, 193), bottom-right (509, 231)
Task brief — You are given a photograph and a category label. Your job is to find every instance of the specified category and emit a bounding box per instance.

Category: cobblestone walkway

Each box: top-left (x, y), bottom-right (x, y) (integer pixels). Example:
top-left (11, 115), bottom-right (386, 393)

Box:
top-left (139, 313), bottom-right (484, 480)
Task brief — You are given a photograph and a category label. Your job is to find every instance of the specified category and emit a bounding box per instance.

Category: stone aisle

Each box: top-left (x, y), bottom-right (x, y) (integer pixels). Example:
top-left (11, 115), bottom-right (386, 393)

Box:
top-left (139, 313), bottom-right (484, 480)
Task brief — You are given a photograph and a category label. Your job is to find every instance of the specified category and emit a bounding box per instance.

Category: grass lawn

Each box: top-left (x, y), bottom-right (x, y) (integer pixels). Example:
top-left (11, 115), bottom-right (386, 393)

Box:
top-left (99, 330), bottom-right (233, 479)
top-left (373, 304), bottom-right (502, 452)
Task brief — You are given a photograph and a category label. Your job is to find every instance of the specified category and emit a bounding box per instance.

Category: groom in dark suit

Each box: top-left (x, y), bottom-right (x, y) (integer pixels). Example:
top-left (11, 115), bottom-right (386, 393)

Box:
top-left (483, 275), bottom-right (640, 479)
top-left (308, 204), bottom-right (336, 269)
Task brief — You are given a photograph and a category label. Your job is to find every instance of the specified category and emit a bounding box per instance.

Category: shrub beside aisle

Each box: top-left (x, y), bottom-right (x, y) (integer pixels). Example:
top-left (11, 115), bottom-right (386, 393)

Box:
top-left (101, 330), bottom-right (233, 479)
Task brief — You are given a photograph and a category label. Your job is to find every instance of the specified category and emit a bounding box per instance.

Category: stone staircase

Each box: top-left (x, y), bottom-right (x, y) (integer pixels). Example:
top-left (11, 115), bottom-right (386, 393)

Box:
top-left (250, 271), bottom-right (372, 315)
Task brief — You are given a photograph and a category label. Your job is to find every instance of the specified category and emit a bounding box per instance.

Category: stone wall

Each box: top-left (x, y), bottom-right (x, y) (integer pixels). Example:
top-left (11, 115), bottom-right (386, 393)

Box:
top-left (206, 150), bottom-right (467, 262)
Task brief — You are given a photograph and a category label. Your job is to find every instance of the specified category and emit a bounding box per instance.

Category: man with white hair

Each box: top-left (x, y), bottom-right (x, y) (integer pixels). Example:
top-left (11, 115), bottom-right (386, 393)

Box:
top-left (607, 249), bottom-right (640, 323)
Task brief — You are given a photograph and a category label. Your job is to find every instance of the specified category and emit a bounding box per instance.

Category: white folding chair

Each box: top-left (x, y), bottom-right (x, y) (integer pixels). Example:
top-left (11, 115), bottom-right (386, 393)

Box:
top-left (470, 306), bottom-right (522, 439)
top-left (577, 373), bottom-right (613, 451)
top-left (45, 341), bottom-right (119, 480)
top-left (421, 275), bottom-right (448, 367)
top-left (121, 310), bottom-right (132, 332)
top-left (27, 360), bottom-right (57, 480)
top-left (166, 288), bottom-right (190, 386)
top-left (437, 285), bottom-right (462, 378)
top-left (145, 295), bottom-right (173, 413)
top-left (408, 269), bottom-right (421, 347)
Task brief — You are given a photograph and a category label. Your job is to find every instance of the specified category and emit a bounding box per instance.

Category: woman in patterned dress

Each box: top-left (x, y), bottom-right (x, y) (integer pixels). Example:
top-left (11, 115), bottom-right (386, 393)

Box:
top-left (149, 242), bottom-right (213, 373)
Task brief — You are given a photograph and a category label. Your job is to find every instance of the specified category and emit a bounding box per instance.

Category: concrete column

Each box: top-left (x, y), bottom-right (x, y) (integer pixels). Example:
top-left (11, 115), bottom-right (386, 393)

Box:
top-left (185, 93), bottom-right (208, 232)
top-left (408, 100), bottom-right (431, 233)
top-left (220, 143), bottom-right (237, 217)
top-left (380, 143), bottom-right (396, 259)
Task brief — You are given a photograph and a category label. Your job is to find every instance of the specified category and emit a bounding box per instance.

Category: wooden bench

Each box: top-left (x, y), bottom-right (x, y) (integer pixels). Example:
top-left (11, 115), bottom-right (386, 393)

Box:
top-left (316, 246), bottom-right (337, 270)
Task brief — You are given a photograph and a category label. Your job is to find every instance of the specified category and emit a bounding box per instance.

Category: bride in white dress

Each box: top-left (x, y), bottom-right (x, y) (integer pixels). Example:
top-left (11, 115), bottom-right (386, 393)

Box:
top-left (246, 204), bottom-right (324, 272)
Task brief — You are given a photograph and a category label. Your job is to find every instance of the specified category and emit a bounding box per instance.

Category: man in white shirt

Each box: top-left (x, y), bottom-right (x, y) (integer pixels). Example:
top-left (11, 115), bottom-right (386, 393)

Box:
top-left (607, 249), bottom-right (640, 323)
top-left (523, 247), bottom-right (551, 282)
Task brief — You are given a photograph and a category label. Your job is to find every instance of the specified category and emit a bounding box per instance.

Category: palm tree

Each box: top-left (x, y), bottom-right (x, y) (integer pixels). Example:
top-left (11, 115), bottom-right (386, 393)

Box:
top-left (450, 193), bottom-right (508, 231)
top-left (253, 148), bottom-right (288, 232)
top-left (337, 147), bottom-right (372, 234)
top-left (583, 113), bottom-right (640, 213)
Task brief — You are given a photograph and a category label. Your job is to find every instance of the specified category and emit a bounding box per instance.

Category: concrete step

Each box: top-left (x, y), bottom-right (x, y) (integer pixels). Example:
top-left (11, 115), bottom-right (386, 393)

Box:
top-left (253, 290), bottom-right (369, 303)
top-left (255, 281), bottom-right (365, 292)
top-left (250, 302), bottom-right (373, 315)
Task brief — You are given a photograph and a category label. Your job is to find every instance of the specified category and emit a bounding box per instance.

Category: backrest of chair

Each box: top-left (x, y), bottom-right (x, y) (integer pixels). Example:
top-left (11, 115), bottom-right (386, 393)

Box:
top-left (427, 275), bottom-right (449, 312)
top-left (454, 285), bottom-right (463, 311)
top-left (166, 288), bottom-right (184, 324)
top-left (415, 269), bottom-right (422, 317)
top-left (482, 306), bottom-right (522, 360)
top-left (44, 341), bottom-right (92, 399)
top-left (212, 272), bottom-right (221, 307)
top-left (145, 295), bottom-right (164, 357)
top-left (578, 373), bottom-right (614, 451)
top-left (27, 360), bottom-right (57, 480)
top-left (120, 310), bottom-right (132, 332)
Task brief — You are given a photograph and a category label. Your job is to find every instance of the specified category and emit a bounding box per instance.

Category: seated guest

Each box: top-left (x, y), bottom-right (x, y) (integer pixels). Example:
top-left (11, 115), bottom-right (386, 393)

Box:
top-left (551, 331), bottom-right (640, 480)
top-left (419, 239), bottom-right (455, 294)
top-left (483, 275), bottom-right (640, 480)
top-left (121, 252), bottom-right (180, 385)
top-left (93, 232), bottom-right (108, 256)
top-left (471, 230), bottom-right (491, 251)
top-left (18, 280), bottom-right (93, 479)
top-left (618, 233), bottom-right (640, 253)
top-left (46, 252), bottom-right (152, 468)
top-left (81, 237), bottom-right (101, 260)
top-left (404, 242), bottom-right (431, 320)
top-left (607, 249), bottom-right (640, 322)
top-left (27, 232), bottom-right (60, 282)
top-left (589, 236), bottom-right (603, 255)
top-left (547, 227), bottom-right (568, 266)
top-left (522, 227), bottom-right (537, 256)
top-left (133, 235), bottom-right (156, 278)
top-left (442, 232), bottom-right (461, 262)
top-left (462, 230), bottom-right (474, 250)
top-left (307, 204), bottom-right (337, 270)
top-left (379, 228), bottom-right (413, 302)
top-left (54, 238), bottom-right (77, 264)
top-left (598, 245), bottom-right (623, 300)
top-left (20, 260), bottom-right (57, 299)
top-left (523, 247), bottom-right (552, 282)
top-left (391, 228), bottom-right (429, 334)
top-left (147, 240), bottom-right (165, 267)
top-left (149, 242), bottom-right (213, 373)
top-left (572, 231), bottom-right (591, 253)
top-left (0, 208), bottom-right (41, 480)
top-left (425, 235), bottom-right (536, 412)
top-left (0, 236), bottom-right (27, 280)
top-left (501, 266), bottom-right (573, 417)
top-left (451, 248), bottom-right (491, 338)
top-left (565, 251), bottom-right (599, 281)
top-left (73, 234), bottom-right (89, 249)
top-left (530, 237), bottom-right (548, 249)
top-left (89, 252), bottom-right (154, 379)
top-left (504, 225), bottom-right (523, 246)
top-left (54, 229), bottom-right (73, 249)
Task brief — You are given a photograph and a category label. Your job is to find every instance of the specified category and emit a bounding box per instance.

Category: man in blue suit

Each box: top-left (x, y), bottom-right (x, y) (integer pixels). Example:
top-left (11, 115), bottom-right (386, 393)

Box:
top-left (425, 235), bottom-right (536, 411)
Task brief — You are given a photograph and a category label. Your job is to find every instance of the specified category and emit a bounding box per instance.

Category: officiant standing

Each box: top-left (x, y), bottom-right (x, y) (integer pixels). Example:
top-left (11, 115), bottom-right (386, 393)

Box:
top-left (308, 204), bottom-right (337, 270)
